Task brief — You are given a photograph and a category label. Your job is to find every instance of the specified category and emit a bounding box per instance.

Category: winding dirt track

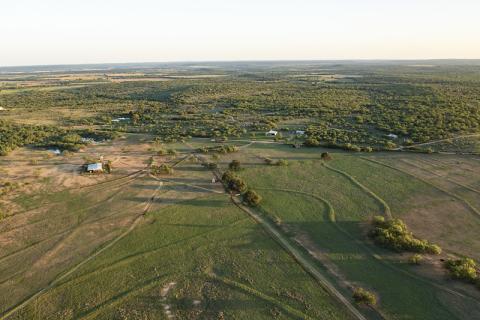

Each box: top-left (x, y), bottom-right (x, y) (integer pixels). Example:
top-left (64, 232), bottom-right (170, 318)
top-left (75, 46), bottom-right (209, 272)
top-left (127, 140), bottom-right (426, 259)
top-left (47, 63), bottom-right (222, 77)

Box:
top-left (0, 179), bottom-right (163, 320)
top-left (258, 187), bottom-right (480, 303)
top-left (230, 196), bottom-right (369, 320)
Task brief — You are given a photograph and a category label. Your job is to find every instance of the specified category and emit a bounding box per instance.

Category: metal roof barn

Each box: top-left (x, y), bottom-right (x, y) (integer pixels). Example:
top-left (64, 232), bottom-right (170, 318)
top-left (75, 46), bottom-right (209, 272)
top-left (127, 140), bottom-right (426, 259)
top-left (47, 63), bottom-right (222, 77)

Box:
top-left (87, 163), bottom-right (103, 172)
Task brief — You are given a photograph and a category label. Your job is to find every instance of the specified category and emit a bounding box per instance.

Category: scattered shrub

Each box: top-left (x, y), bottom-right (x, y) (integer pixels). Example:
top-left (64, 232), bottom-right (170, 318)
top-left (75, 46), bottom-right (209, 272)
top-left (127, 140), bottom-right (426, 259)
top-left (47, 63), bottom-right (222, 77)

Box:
top-left (204, 162), bottom-right (218, 169)
top-left (304, 137), bottom-right (320, 147)
top-left (445, 258), bottom-right (478, 283)
top-left (275, 159), bottom-right (289, 166)
top-left (409, 254), bottom-right (423, 265)
top-left (103, 160), bottom-right (112, 174)
top-left (353, 288), bottom-right (377, 306)
top-left (222, 171), bottom-right (247, 193)
top-left (243, 190), bottom-right (262, 207)
top-left (229, 160), bottom-right (241, 171)
top-left (321, 152), bottom-right (332, 161)
top-left (151, 164), bottom-right (174, 175)
top-left (167, 149), bottom-right (177, 156)
top-left (264, 158), bottom-right (274, 165)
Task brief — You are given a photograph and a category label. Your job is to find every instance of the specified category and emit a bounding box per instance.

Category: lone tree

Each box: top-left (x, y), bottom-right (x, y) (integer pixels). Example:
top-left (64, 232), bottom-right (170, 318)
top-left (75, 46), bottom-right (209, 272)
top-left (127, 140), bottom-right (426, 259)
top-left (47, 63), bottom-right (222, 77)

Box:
top-left (229, 160), bottom-right (241, 171)
top-left (353, 288), bottom-right (377, 306)
top-left (321, 152), bottom-right (332, 161)
top-left (243, 190), bottom-right (262, 207)
top-left (222, 171), bottom-right (247, 193)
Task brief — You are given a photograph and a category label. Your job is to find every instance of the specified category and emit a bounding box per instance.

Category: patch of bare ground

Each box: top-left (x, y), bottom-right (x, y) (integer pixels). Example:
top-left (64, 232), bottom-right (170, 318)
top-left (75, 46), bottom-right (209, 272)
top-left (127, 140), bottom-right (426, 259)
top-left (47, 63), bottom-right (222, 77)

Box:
top-left (401, 194), bottom-right (480, 261)
top-left (160, 282), bottom-right (177, 319)
top-left (393, 158), bottom-right (480, 213)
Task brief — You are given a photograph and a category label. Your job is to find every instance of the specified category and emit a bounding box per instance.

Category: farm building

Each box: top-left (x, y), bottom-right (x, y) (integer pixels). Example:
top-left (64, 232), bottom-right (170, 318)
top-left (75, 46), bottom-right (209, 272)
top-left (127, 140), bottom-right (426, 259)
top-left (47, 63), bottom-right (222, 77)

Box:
top-left (112, 117), bottom-right (130, 122)
top-left (0, 107), bottom-right (5, 111)
top-left (86, 163), bottom-right (103, 173)
top-left (48, 149), bottom-right (61, 155)
top-left (266, 130), bottom-right (278, 136)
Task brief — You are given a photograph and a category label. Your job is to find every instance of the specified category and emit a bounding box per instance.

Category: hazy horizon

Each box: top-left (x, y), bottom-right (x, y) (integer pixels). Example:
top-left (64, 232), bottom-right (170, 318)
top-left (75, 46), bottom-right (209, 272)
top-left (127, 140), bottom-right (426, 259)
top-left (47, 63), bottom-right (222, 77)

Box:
top-left (1, 0), bottom-right (479, 67)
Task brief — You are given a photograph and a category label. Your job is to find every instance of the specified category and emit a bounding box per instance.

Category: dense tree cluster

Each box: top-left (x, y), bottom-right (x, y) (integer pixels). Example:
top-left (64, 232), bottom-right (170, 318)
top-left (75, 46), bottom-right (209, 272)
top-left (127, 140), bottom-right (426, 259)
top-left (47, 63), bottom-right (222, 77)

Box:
top-left (2, 64), bottom-right (479, 151)
top-left (0, 120), bottom-right (61, 155)
top-left (0, 120), bottom-right (118, 155)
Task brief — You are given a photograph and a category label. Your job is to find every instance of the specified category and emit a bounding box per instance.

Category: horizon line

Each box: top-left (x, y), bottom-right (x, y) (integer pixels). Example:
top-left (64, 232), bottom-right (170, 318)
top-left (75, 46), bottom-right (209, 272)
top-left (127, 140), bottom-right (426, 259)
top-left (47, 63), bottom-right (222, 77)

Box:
top-left (2, 58), bottom-right (480, 70)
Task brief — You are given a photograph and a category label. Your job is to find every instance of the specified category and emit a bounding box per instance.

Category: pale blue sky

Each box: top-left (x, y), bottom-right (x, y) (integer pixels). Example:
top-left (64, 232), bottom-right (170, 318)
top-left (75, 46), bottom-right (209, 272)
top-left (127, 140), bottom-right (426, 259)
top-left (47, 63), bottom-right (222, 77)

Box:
top-left (1, 0), bottom-right (479, 66)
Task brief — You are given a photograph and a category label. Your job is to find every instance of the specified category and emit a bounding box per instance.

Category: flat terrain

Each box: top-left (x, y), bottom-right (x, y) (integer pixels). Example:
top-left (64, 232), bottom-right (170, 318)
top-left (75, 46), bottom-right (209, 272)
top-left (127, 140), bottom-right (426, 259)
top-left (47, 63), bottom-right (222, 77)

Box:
top-left (0, 136), bottom-right (479, 319)
top-left (0, 62), bottom-right (480, 319)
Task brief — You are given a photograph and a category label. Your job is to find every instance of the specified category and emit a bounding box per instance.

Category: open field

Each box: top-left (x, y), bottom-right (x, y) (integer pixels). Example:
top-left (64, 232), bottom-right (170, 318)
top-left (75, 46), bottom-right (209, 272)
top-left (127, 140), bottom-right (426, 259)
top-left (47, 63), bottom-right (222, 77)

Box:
top-left (0, 62), bottom-right (480, 319)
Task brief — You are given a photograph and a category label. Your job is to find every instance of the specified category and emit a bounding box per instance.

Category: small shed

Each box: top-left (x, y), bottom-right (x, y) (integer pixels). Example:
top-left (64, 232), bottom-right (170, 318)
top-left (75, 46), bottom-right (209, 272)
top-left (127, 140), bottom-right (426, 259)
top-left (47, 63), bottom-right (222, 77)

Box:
top-left (0, 107), bottom-right (5, 111)
top-left (266, 130), bottom-right (278, 137)
top-left (86, 163), bottom-right (103, 173)
top-left (49, 149), bottom-right (62, 156)
top-left (295, 130), bottom-right (306, 135)
top-left (387, 133), bottom-right (398, 139)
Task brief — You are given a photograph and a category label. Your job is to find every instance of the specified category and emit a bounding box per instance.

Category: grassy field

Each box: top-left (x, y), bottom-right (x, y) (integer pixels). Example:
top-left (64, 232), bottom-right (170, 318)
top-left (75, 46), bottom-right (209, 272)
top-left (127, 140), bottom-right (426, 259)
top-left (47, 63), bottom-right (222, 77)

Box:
top-left (1, 136), bottom-right (480, 319)
top-left (2, 193), bottom-right (353, 320)
top-left (236, 149), bottom-right (480, 319)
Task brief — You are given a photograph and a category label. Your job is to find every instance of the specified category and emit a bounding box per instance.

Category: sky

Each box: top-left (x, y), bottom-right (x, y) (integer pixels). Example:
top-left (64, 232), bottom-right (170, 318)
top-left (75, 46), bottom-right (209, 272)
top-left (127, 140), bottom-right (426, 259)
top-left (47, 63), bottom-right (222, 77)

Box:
top-left (1, 0), bottom-right (479, 66)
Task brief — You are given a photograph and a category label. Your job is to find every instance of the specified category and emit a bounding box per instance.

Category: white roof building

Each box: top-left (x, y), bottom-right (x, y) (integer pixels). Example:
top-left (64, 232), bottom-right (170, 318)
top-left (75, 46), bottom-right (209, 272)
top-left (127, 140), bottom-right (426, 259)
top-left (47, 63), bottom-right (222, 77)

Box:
top-left (387, 133), bottom-right (398, 139)
top-left (87, 163), bottom-right (103, 172)
top-left (266, 130), bottom-right (278, 136)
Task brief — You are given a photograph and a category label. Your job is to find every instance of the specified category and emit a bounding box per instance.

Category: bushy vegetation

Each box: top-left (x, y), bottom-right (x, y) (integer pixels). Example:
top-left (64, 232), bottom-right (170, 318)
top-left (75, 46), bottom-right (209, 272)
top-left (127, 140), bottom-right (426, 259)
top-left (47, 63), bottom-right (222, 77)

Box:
top-left (369, 216), bottom-right (441, 254)
top-left (0, 120), bottom-right (118, 155)
top-left (275, 159), bottom-right (289, 166)
top-left (243, 190), bottom-right (262, 207)
top-left (151, 164), bottom-right (174, 175)
top-left (0, 180), bottom-right (20, 196)
top-left (222, 171), bottom-right (247, 193)
top-left (0, 120), bottom-right (61, 155)
top-left (353, 287), bottom-right (377, 306)
top-left (264, 158), bottom-right (289, 166)
top-left (198, 144), bottom-right (238, 154)
top-left (445, 258), bottom-right (478, 284)
top-left (321, 152), bottom-right (332, 161)
top-left (2, 63), bottom-right (480, 151)
top-left (409, 254), bottom-right (423, 265)
top-left (228, 160), bottom-right (242, 171)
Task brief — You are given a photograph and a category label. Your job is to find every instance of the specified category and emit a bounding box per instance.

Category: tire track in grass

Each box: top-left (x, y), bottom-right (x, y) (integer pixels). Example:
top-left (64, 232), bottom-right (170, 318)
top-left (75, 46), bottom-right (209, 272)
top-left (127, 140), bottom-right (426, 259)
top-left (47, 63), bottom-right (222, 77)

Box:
top-left (0, 171), bottom-right (146, 265)
top-left (323, 163), bottom-right (392, 219)
top-left (255, 187), bottom-right (336, 222)
top-left (399, 159), bottom-right (480, 195)
top-left (230, 196), bottom-right (368, 320)
top-left (76, 274), bottom-right (171, 320)
top-left (0, 170), bottom-right (145, 228)
top-left (52, 214), bottom-right (249, 291)
top-left (360, 157), bottom-right (480, 219)
top-left (256, 188), bottom-right (480, 305)
top-left (209, 273), bottom-right (316, 320)
top-left (0, 179), bottom-right (163, 320)
top-left (0, 173), bottom-right (144, 235)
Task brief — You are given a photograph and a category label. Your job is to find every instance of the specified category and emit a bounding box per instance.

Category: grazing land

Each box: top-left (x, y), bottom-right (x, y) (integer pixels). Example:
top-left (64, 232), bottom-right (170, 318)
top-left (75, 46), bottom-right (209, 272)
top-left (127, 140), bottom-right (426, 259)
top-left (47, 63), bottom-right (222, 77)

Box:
top-left (0, 61), bottom-right (479, 319)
